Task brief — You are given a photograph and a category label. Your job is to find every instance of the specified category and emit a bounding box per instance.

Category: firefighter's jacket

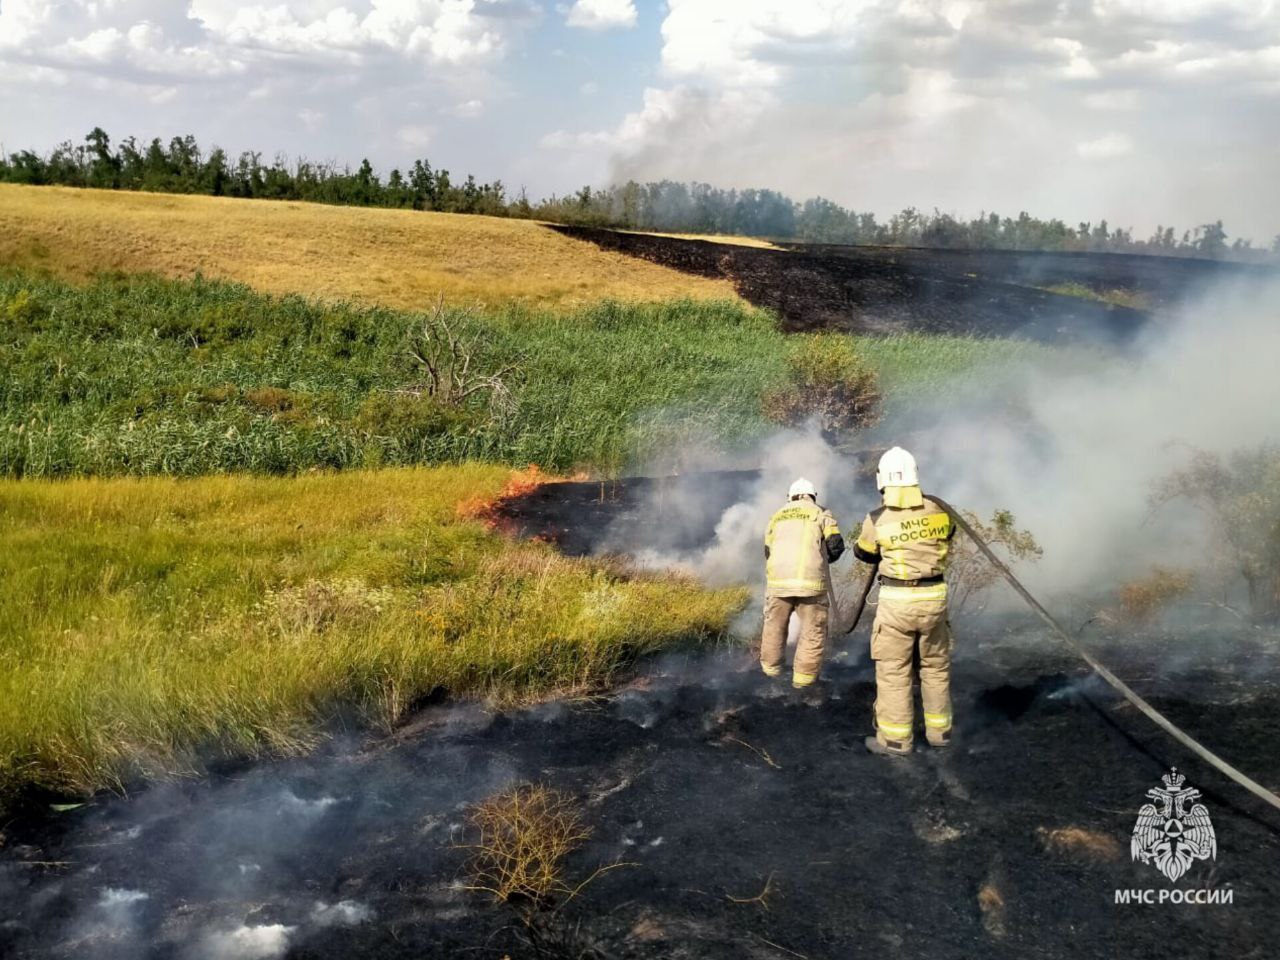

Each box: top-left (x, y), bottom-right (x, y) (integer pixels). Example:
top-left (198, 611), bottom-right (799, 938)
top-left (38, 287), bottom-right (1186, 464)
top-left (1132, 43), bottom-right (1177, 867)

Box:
top-left (764, 498), bottom-right (844, 597)
top-left (854, 487), bottom-right (954, 600)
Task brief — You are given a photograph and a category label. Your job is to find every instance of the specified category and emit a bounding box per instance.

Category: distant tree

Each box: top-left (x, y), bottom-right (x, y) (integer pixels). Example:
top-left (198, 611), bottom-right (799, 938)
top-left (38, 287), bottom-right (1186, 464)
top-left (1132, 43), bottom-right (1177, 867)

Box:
top-left (85, 127), bottom-right (119, 188)
top-left (200, 148), bottom-right (228, 196)
top-left (1195, 221), bottom-right (1228, 257)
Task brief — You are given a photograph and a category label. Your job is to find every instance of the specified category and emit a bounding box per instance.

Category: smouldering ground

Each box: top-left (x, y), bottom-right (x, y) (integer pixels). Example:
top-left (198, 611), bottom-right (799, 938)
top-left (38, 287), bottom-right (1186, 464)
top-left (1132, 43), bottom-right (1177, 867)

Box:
top-left (2, 628), bottom-right (1277, 959)
top-left (0, 184), bottom-right (739, 311)
top-left (0, 467), bottom-right (746, 803)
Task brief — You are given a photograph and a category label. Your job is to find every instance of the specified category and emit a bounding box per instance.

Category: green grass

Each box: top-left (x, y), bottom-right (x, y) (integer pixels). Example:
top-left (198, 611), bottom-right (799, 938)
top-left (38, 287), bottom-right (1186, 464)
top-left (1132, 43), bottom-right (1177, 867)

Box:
top-left (1043, 282), bottom-right (1150, 311)
top-left (0, 467), bottom-right (748, 803)
top-left (0, 270), bottom-right (1053, 477)
top-left (0, 270), bottom-right (1076, 806)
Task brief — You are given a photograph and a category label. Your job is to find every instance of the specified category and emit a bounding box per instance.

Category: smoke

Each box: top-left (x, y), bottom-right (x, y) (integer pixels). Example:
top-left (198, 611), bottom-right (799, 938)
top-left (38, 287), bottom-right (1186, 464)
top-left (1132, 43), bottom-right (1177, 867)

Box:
top-left (196, 923), bottom-right (295, 960)
top-left (625, 430), bottom-right (868, 590)
top-left (612, 275), bottom-right (1280, 620)
top-left (908, 276), bottom-right (1280, 599)
top-left (3, 706), bottom-right (531, 959)
top-left (310, 900), bottom-right (374, 927)
top-left (86, 887), bottom-right (149, 939)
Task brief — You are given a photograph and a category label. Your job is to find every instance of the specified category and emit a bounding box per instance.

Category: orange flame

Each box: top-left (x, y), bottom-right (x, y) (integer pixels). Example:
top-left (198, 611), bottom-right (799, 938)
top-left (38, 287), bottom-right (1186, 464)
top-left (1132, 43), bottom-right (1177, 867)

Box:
top-left (457, 464), bottom-right (558, 529)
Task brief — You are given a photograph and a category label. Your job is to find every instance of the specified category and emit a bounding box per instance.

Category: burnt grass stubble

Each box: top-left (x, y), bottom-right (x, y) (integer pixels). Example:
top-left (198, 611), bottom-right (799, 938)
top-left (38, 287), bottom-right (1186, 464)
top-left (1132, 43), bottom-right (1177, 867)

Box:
top-left (3, 476), bottom-right (1279, 959)
top-left (550, 225), bottom-right (1275, 345)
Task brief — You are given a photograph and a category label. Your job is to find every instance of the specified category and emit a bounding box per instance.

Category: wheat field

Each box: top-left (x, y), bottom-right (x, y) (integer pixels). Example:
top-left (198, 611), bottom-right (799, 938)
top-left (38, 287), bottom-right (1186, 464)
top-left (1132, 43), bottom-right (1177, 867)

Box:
top-left (0, 184), bottom-right (739, 311)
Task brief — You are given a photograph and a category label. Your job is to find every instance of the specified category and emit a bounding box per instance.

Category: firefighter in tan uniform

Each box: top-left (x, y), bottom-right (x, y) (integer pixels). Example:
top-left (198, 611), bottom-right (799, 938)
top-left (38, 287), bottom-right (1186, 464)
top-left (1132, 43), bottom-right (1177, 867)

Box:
top-left (761, 478), bottom-right (846, 688)
top-left (853, 448), bottom-right (956, 755)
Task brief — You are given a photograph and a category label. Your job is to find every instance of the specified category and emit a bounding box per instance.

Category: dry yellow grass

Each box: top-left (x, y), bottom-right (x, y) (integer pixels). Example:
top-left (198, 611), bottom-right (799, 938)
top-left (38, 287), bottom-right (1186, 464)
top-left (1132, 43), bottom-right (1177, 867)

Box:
top-left (0, 184), bottom-right (739, 311)
top-left (1035, 826), bottom-right (1123, 863)
top-left (623, 229), bottom-right (779, 249)
top-left (0, 466), bottom-right (750, 800)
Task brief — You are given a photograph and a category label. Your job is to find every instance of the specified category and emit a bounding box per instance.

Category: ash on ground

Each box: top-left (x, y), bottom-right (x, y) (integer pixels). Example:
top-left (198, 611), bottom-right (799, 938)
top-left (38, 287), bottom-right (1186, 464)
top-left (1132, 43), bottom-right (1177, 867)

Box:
top-left (3, 624), bottom-right (1278, 960)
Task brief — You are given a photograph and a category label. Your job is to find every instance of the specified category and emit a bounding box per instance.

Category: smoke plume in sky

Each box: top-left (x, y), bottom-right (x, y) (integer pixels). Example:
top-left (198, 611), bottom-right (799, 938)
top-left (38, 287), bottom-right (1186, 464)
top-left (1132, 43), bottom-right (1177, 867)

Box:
top-left (2, 1), bottom-right (1278, 239)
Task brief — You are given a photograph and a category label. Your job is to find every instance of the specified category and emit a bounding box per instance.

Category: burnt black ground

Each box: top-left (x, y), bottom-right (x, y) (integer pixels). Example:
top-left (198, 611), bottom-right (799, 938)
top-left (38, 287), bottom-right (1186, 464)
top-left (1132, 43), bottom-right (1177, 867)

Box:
top-left (2, 628), bottom-right (1278, 960)
top-left (551, 226), bottom-right (1152, 345)
top-left (781, 244), bottom-right (1277, 312)
top-left (494, 470), bottom-right (764, 557)
top-left (5, 469), bottom-right (1278, 959)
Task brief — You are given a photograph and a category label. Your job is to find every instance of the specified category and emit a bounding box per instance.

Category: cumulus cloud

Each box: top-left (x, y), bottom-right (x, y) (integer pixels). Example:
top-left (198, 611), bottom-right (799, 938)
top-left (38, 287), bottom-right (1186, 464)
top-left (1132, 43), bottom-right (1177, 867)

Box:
top-left (565, 0), bottom-right (637, 31)
top-left (0, 0), bottom-right (541, 188)
top-left (1, 1), bottom-right (539, 78)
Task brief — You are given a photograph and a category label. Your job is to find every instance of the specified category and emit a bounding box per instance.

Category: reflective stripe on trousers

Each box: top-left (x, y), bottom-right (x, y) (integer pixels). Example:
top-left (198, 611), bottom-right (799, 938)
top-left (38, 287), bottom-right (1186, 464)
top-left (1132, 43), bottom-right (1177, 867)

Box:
top-left (869, 590), bottom-right (952, 748)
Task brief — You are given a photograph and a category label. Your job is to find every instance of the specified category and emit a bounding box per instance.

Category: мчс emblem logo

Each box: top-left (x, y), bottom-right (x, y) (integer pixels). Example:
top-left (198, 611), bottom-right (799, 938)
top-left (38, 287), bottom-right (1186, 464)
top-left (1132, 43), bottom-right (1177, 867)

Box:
top-left (1130, 768), bottom-right (1216, 882)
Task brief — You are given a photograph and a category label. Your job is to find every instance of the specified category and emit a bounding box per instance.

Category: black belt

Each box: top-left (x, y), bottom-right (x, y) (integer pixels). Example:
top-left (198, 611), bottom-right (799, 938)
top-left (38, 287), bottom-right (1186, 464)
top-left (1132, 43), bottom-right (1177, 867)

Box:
top-left (879, 574), bottom-right (944, 588)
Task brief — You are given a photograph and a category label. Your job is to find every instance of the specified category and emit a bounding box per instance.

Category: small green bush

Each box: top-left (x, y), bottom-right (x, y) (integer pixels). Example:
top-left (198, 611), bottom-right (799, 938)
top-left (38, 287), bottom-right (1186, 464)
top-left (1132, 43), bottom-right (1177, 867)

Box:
top-left (355, 391), bottom-right (482, 439)
top-left (762, 333), bottom-right (882, 441)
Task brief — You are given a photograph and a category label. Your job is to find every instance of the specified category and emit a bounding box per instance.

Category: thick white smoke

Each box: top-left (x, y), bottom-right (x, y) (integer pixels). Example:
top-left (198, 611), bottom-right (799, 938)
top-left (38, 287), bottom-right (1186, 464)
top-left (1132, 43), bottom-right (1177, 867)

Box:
top-left (624, 276), bottom-right (1280, 618)
top-left (912, 277), bottom-right (1280, 598)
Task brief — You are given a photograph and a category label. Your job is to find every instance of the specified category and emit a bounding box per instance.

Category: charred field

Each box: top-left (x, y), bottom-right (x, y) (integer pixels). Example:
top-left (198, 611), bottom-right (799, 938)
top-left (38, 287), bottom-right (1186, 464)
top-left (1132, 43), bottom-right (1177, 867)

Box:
top-left (778, 243), bottom-right (1279, 312)
top-left (3, 473), bottom-right (1279, 960)
top-left (2, 622), bottom-right (1278, 959)
top-left (552, 225), bottom-right (1275, 346)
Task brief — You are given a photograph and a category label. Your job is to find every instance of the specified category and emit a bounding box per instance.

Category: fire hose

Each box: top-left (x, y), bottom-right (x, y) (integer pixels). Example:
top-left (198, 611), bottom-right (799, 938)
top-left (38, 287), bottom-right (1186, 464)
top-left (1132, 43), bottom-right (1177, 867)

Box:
top-left (839, 494), bottom-right (1280, 815)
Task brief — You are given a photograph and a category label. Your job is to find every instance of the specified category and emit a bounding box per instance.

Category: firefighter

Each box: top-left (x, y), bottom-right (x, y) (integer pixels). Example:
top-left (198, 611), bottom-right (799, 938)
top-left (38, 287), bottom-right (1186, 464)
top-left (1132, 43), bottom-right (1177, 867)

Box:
top-left (853, 447), bottom-right (956, 755)
top-left (761, 478), bottom-right (846, 689)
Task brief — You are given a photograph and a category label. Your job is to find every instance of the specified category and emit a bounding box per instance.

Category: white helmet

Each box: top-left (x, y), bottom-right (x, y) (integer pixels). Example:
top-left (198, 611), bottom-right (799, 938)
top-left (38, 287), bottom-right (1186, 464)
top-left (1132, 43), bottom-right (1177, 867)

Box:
top-left (876, 446), bottom-right (919, 490)
top-left (788, 477), bottom-right (817, 500)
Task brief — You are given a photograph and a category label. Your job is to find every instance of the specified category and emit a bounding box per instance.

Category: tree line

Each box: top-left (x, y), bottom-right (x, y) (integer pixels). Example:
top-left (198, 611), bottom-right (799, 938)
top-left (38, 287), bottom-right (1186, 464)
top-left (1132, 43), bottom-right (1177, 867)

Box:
top-left (1, 127), bottom-right (507, 216)
top-left (3, 128), bottom-right (1276, 261)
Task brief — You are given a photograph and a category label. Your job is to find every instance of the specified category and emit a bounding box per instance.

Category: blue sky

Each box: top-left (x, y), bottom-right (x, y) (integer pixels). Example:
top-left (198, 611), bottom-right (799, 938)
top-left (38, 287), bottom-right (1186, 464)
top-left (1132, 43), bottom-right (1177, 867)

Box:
top-left (2, 1), bottom-right (1278, 242)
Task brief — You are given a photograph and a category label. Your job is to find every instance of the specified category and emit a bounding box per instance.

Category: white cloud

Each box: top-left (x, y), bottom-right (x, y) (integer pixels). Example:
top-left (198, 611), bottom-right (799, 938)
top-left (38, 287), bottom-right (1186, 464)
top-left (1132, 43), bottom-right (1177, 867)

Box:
top-left (565, 0), bottom-right (637, 31)
top-left (1076, 133), bottom-right (1135, 159)
top-left (396, 124), bottom-right (434, 148)
top-left (186, 0), bottom-right (517, 65)
top-left (0, 0), bottom-right (52, 49)
top-left (1094, 0), bottom-right (1274, 27)
top-left (1084, 89), bottom-right (1140, 110)
top-left (1, 1), bottom-right (538, 79)
top-left (298, 108), bottom-right (327, 131)
top-left (448, 98), bottom-right (486, 118)
top-left (660, 0), bottom-right (863, 86)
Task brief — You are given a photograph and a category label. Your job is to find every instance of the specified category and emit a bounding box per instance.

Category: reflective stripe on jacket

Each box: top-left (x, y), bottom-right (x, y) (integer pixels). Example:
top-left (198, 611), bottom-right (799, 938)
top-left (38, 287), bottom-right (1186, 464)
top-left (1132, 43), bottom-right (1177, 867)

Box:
top-left (765, 499), bottom-right (841, 597)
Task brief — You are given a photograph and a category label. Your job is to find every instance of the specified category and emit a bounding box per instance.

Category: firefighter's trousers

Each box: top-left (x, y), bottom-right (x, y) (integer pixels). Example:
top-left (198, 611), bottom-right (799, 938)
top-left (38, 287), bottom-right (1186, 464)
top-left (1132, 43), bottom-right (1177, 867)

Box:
top-left (870, 589), bottom-right (952, 750)
top-left (760, 594), bottom-right (829, 687)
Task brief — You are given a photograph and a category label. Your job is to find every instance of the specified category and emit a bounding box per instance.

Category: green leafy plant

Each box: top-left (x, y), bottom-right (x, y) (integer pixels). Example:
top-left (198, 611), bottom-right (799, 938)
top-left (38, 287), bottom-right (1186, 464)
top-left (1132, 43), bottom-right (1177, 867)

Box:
top-left (762, 333), bottom-right (881, 443)
top-left (947, 509), bottom-right (1042, 613)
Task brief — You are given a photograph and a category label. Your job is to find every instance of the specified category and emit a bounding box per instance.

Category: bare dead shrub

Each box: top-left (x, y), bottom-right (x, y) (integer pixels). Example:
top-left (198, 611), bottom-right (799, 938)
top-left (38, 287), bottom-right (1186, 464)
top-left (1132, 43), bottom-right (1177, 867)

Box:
top-left (401, 295), bottom-right (522, 416)
top-left (1115, 567), bottom-right (1194, 623)
top-left (947, 509), bottom-right (1042, 614)
top-left (762, 334), bottom-right (881, 443)
top-left (461, 784), bottom-right (592, 905)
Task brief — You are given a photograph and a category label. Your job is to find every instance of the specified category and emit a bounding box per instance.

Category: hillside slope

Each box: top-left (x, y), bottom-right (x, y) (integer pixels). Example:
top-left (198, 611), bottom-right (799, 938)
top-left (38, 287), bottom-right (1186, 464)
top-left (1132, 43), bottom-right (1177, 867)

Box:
top-left (0, 185), bottom-right (738, 311)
